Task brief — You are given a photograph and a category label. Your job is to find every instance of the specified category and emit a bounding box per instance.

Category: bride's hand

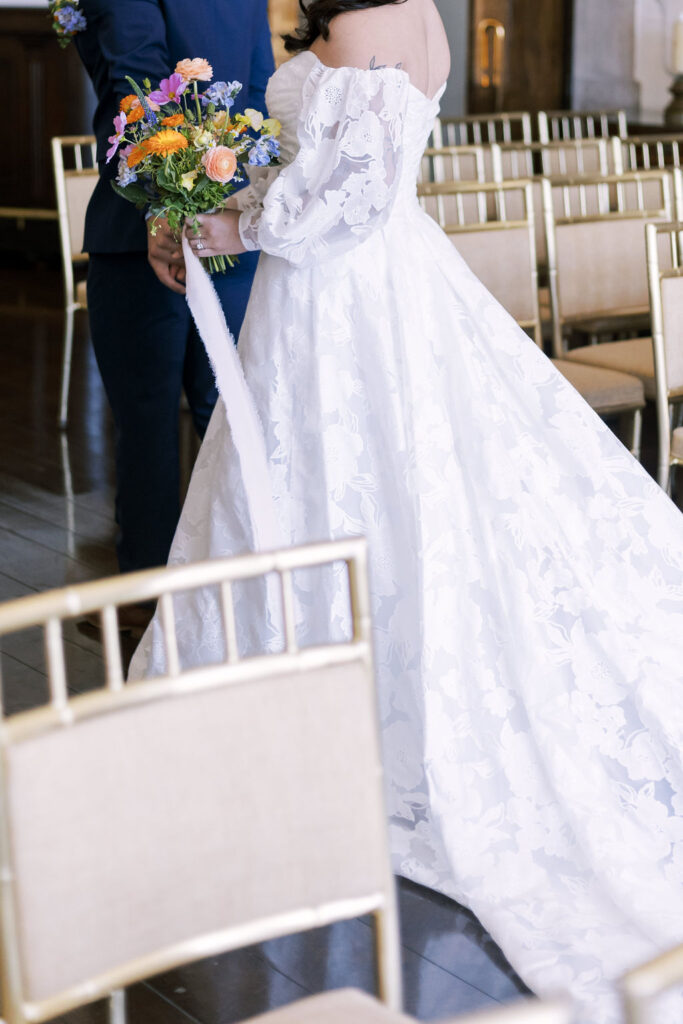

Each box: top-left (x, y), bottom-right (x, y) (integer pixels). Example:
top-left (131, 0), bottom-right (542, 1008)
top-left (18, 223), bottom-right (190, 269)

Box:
top-left (185, 210), bottom-right (247, 259)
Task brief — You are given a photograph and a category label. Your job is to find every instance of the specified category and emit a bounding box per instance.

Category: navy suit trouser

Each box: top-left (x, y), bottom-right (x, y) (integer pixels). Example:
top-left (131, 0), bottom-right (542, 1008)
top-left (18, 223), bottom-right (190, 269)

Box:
top-left (87, 249), bottom-right (259, 573)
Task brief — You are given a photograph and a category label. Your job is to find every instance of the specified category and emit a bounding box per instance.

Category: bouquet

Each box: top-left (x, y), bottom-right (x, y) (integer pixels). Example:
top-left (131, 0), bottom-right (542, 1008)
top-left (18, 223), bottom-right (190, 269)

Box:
top-left (107, 58), bottom-right (281, 273)
top-left (48, 0), bottom-right (87, 47)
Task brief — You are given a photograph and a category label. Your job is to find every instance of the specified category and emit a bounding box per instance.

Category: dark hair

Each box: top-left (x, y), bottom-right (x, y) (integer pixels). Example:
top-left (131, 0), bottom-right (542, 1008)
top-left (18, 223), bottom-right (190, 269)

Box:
top-left (283, 0), bottom-right (405, 54)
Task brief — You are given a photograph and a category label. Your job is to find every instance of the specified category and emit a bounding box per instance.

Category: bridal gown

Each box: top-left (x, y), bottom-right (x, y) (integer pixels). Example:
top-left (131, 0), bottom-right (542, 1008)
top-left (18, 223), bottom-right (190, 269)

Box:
top-left (129, 51), bottom-right (683, 1021)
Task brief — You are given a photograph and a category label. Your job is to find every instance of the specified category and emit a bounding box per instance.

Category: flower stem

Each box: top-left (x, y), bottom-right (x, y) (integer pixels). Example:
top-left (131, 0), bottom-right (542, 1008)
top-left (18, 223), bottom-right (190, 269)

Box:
top-left (193, 82), bottom-right (202, 125)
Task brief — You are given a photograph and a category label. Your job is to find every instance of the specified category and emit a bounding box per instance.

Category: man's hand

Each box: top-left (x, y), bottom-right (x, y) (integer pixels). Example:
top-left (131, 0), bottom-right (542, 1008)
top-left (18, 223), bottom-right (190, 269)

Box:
top-left (147, 216), bottom-right (186, 295)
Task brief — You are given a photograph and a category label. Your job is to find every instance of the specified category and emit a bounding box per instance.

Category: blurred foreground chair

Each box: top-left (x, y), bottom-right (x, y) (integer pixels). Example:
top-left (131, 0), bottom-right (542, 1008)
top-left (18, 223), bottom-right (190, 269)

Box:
top-left (0, 538), bottom-right (575, 1024)
top-left (620, 943), bottom-right (683, 1024)
top-left (612, 134), bottom-right (683, 174)
top-left (417, 179), bottom-right (645, 454)
top-left (51, 135), bottom-right (98, 429)
top-left (538, 109), bottom-right (628, 144)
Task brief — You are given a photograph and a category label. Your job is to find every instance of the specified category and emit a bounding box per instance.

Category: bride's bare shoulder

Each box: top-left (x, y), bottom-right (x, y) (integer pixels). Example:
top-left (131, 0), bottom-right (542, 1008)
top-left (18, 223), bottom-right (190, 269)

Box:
top-left (310, 4), bottom-right (406, 71)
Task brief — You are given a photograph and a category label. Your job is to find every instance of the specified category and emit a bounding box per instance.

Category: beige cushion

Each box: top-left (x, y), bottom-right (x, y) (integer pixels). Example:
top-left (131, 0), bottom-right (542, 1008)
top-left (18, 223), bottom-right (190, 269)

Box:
top-left (673, 427), bottom-right (683, 460)
top-left (241, 989), bottom-right (415, 1023)
top-left (552, 359), bottom-right (645, 414)
top-left (76, 279), bottom-right (88, 308)
top-left (563, 338), bottom-right (655, 398)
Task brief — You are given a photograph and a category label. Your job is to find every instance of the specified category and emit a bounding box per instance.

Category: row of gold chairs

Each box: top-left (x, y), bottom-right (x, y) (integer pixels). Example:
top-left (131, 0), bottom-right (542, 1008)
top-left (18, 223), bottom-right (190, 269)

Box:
top-left (0, 538), bottom-right (681, 1024)
top-left (417, 170), bottom-right (683, 489)
top-left (430, 107), bottom-right (629, 149)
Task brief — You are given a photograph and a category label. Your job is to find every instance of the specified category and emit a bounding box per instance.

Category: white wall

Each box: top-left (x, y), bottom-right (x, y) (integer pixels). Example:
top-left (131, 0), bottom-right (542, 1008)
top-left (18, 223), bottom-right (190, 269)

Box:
top-left (434, 0), bottom-right (469, 116)
top-left (634, 0), bottom-right (670, 116)
top-left (571, 0), bottom-right (640, 111)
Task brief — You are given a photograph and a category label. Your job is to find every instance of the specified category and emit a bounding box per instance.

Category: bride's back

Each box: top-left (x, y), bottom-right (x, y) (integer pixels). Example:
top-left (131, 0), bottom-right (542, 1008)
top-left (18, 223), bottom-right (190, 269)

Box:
top-left (310, 0), bottom-right (451, 100)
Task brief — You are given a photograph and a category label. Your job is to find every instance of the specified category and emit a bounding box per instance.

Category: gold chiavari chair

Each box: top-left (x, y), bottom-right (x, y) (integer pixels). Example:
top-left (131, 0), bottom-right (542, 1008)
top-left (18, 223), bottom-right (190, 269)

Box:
top-left (612, 134), bottom-right (683, 174)
top-left (645, 222), bottom-right (683, 491)
top-left (493, 139), bottom-right (610, 272)
top-left (430, 111), bottom-right (533, 149)
top-left (52, 135), bottom-right (98, 429)
top-left (543, 169), bottom-right (683, 358)
top-left (537, 109), bottom-right (628, 144)
top-left (620, 943), bottom-right (683, 1024)
top-left (417, 180), bottom-right (646, 453)
top-left (0, 538), bottom-right (412, 1024)
top-left (419, 143), bottom-right (490, 186)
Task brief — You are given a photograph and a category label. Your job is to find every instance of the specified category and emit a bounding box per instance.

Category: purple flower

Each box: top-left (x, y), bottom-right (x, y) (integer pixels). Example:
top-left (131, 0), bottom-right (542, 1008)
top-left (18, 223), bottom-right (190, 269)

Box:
top-left (106, 111), bottom-right (128, 163)
top-left (55, 5), bottom-right (86, 32)
top-left (116, 151), bottom-right (137, 186)
top-left (148, 73), bottom-right (188, 106)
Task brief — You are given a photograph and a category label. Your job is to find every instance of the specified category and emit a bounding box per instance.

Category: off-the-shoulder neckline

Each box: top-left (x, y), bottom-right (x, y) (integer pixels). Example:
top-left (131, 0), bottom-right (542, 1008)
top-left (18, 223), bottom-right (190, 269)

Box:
top-left (299, 51), bottom-right (447, 106)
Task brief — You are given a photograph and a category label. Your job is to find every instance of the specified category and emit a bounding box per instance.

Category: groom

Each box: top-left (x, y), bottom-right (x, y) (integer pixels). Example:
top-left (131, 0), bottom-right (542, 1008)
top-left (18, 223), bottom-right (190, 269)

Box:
top-left (75, 0), bottom-right (274, 596)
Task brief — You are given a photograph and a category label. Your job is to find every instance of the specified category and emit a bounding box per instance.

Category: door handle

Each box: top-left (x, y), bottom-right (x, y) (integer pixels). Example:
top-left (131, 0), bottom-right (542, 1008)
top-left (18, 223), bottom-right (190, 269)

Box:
top-left (477, 18), bottom-right (506, 89)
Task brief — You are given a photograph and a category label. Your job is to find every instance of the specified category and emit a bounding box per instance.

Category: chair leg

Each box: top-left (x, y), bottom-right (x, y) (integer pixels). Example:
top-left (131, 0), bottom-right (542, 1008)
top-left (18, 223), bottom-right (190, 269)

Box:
top-left (58, 307), bottom-right (75, 430)
top-left (109, 988), bottom-right (126, 1024)
top-left (627, 408), bottom-right (643, 461)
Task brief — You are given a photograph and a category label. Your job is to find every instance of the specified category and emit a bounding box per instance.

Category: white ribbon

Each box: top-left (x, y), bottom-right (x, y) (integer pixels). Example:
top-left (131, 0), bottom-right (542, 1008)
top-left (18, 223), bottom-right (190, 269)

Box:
top-left (182, 236), bottom-right (281, 552)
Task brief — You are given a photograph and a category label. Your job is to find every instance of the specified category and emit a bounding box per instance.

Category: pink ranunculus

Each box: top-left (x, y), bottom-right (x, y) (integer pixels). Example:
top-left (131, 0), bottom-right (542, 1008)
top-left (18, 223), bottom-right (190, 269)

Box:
top-left (148, 73), bottom-right (188, 106)
top-left (202, 146), bottom-right (237, 184)
top-left (175, 58), bottom-right (213, 83)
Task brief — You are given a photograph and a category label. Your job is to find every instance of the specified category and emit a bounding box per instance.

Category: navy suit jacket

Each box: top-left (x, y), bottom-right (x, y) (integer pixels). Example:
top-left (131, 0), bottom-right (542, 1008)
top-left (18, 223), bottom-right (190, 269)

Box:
top-left (76, 0), bottom-right (275, 253)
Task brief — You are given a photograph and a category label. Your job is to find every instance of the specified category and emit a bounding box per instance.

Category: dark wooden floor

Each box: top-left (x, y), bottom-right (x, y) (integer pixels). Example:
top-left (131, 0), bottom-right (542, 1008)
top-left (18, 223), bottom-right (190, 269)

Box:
top-left (1, 260), bottom-right (679, 1023)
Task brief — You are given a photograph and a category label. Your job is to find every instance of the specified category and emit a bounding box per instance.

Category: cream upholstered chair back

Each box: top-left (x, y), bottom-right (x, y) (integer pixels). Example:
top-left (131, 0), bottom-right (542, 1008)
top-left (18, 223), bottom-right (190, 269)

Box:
top-left (0, 539), bottom-right (402, 1024)
top-left (620, 943), bottom-right (683, 1024)
top-left (52, 136), bottom-right (97, 311)
top-left (418, 179), bottom-right (541, 343)
top-left (538, 108), bottom-right (628, 144)
top-left (430, 110), bottom-right (532, 149)
top-left (443, 997), bottom-right (573, 1024)
top-left (646, 221), bottom-right (683, 487)
top-left (543, 169), bottom-right (683, 358)
top-left (612, 134), bottom-right (683, 174)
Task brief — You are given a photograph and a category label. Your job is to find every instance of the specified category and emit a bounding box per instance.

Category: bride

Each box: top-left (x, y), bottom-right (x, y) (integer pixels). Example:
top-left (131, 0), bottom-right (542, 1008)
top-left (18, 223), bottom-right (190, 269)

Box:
top-left (130, 1), bottom-right (683, 1020)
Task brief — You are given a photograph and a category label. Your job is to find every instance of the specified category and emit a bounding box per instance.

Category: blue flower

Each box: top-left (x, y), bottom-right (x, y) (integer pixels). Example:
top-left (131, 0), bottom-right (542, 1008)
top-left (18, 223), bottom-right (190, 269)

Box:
top-left (265, 137), bottom-right (280, 158)
top-left (248, 139), bottom-right (272, 166)
top-left (55, 5), bottom-right (86, 32)
top-left (201, 80), bottom-right (242, 110)
top-left (116, 157), bottom-right (137, 187)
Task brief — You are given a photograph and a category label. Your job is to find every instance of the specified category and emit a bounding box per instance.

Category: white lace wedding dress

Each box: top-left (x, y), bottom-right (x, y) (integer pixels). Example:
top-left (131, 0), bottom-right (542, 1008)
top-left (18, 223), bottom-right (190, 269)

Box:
top-left (129, 51), bottom-right (683, 1021)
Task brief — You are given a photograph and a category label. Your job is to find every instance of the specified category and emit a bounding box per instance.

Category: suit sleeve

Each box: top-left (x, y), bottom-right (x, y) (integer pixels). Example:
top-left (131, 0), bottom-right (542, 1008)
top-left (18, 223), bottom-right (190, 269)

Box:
top-left (248, 0), bottom-right (275, 114)
top-left (80, 0), bottom-right (171, 101)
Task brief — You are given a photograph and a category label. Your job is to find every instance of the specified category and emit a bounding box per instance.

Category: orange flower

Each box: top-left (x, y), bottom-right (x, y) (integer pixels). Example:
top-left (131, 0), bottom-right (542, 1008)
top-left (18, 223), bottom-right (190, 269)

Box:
top-left (161, 113), bottom-right (185, 127)
top-left (175, 58), bottom-right (213, 82)
top-left (119, 94), bottom-right (145, 124)
top-left (127, 142), bottom-right (149, 168)
top-left (202, 146), bottom-right (237, 184)
top-left (146, 129), bottom-right (189, 157)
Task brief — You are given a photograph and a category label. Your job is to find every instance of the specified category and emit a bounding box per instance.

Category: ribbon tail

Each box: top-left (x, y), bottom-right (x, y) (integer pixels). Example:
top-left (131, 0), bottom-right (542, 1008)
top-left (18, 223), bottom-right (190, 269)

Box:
top-left (182, 236), bottom-right (281, 552)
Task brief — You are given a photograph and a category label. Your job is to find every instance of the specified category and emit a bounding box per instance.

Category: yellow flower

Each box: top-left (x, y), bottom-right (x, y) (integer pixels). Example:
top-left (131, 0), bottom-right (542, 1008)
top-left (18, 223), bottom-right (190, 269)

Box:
top-left (243, 108), bottom-right (263, 131)
top-left (180, 169), bottom-right (198, 191)
top-left (212, 111), bottom-right (229, 129)
top-left (262, 118), bottom-right (281, 138)
top-left (147, 129), bottom-right (189, 157)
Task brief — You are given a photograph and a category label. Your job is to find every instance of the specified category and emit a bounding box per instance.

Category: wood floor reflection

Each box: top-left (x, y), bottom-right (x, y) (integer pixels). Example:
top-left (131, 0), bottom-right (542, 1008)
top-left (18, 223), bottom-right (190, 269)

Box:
top-left (4, 260), bottom-right (678, 1023)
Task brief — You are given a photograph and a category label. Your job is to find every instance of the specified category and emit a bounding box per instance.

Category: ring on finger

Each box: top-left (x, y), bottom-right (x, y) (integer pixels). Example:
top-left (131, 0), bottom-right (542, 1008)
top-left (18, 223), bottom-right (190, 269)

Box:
top-left (196, 240), bottom-right (205, 251)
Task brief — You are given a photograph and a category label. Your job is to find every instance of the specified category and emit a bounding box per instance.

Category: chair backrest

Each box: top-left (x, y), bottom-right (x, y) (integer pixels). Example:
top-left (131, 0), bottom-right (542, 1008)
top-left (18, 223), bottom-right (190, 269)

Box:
top-left (0, 539), bottom-right (402, 1024)
top-left (445, 996), bottom-right (573, 1024)
top-left (419, 144), bottom-right (491, 186)
top-left (620, 943), bottom-right (683, 1024)
top-left (612, 134), bottom-right (683, 174)
top-left (543, 169), bottom-right (682, 357)
top-left (430, 111), bottom-right (533, 148)
top-left (418, 179), bottom-right (541, 343)
top-left (538, 109), bottom-right (628, 144)
top-left (51, 136), bottom-right (98, 309)
top-left (646, 221), bottom-right (683, 403)
top-left (496, 139), bottom-right (609, 180)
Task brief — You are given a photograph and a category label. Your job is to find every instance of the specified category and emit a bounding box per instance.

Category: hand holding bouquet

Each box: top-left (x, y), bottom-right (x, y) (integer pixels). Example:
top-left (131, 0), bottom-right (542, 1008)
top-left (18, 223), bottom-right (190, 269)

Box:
top-left (107, 58), bottom-right (280, 273)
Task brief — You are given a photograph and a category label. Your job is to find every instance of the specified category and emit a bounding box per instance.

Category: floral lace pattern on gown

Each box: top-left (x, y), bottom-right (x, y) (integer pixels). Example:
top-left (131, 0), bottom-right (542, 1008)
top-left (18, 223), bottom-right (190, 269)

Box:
top-left (129, 51), bottom-right (683, 1023)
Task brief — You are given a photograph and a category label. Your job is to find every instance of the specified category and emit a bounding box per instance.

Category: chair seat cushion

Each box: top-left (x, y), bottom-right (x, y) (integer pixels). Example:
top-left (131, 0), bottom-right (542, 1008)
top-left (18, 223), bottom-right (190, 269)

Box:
top-left (563, 338), bottom-right (655, 398)
top-left (552, 359), bottom-right (645, 414)
top-left (673, 427), bottom-right (683, 461)
top-left (241, 989), bottom-right (415, 1024)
